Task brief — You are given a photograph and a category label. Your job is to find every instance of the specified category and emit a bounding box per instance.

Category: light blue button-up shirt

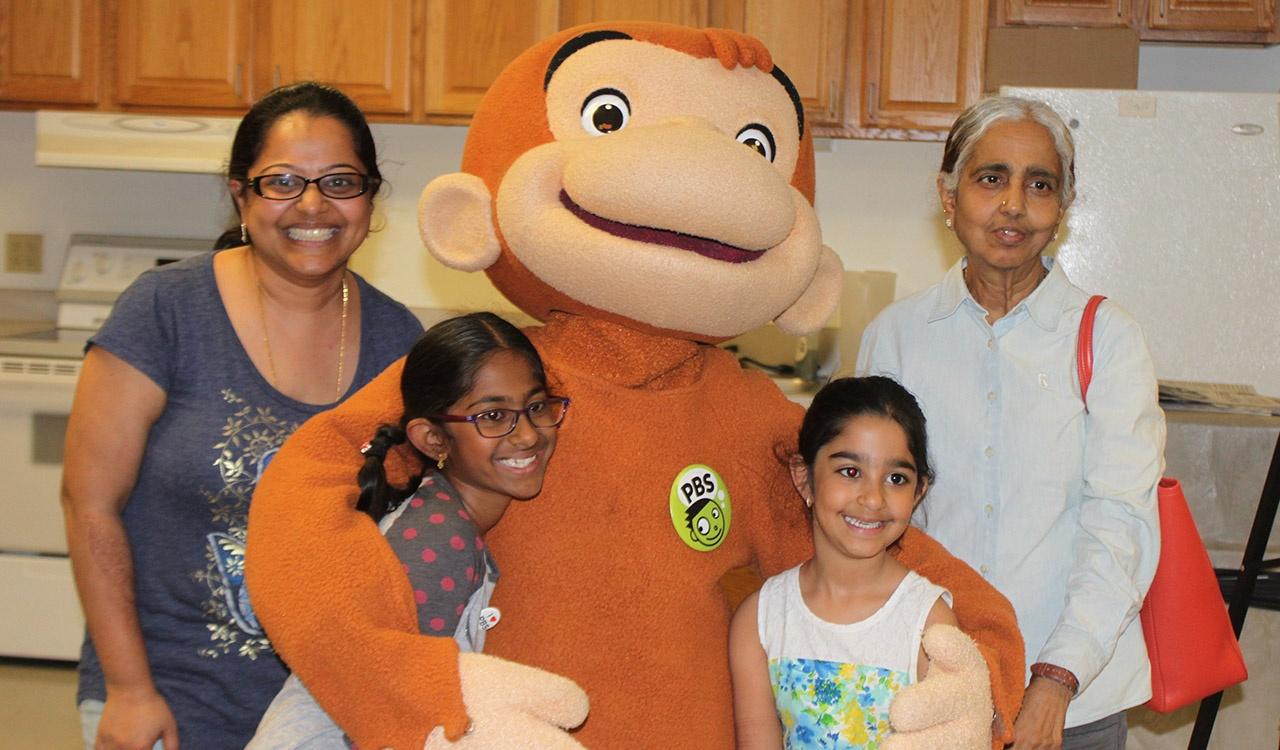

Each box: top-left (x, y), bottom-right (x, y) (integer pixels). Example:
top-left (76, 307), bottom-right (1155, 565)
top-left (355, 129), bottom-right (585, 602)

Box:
top-left (857, 257), bottom-right (1164, 726)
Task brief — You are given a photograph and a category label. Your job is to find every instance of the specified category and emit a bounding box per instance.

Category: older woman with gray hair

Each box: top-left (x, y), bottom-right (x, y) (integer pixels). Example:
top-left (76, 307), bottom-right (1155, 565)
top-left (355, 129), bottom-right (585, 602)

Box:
top-left (857, 96), bottom-right (1165, 749)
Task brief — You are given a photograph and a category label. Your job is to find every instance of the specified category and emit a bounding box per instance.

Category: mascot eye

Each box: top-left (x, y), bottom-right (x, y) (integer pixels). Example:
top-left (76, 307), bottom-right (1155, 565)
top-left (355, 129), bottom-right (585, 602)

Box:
top-left (580, 89), bottom-right (630, 136)
top-left (736, 124), bottom-right (776, 162)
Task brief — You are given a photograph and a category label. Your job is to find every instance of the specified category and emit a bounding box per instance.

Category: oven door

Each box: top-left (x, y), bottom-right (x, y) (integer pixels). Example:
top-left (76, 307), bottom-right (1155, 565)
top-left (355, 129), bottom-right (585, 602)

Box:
top-left (0, 360), bottom-right (85, 660)
top-left (0, 362), bottom-right (76, 553)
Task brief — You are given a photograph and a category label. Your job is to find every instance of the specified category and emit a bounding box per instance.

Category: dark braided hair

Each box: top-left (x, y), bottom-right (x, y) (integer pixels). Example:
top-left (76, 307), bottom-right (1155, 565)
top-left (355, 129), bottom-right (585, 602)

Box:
top-left (355, 312), bottom-right (544, 521)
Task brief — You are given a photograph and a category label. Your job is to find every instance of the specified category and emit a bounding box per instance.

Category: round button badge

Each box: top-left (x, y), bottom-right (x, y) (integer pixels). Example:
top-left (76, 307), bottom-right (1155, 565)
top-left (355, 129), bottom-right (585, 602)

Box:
top-left (668, 464), bottom-right (731, 552)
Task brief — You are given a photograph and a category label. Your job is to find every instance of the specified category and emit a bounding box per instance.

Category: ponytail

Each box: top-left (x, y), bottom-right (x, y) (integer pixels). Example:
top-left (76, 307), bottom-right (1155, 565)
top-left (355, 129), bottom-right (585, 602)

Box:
top-left (356, 424), bottom-right (420, 522)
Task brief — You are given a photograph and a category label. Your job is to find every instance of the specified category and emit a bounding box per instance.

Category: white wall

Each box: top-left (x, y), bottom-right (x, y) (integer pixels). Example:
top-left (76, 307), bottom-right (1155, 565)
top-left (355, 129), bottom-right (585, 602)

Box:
top-left (2, 42), bottom-right (1278, 310)
top-left (0, 113), bottom-right (226, 291)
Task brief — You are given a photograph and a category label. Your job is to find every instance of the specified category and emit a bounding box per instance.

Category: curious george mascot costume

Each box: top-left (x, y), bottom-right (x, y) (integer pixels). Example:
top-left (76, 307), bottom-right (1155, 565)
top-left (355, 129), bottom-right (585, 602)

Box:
top-left (247, 23), bottom-right (1023, 750)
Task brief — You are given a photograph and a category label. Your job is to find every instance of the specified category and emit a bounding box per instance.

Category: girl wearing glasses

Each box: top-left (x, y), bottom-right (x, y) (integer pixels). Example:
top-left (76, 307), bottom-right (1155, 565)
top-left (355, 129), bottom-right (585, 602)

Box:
top-left (65, 82), bottom-right (423, 749)
top-left (249, 312), bottom-right (569, 747)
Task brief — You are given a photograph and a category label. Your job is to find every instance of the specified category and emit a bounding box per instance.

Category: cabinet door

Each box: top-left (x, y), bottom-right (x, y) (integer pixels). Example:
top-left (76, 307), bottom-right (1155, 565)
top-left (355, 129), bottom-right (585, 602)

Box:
top-left (424, 0), bottom-right (559, 118)
top-left (998, 0), bottom-right (1130, 26)
top-left (861, 0), bottom-right (987, 132)
top-left (559, 0), bottom-right (711, 27)
top-left (0, 0), bottom-right (99, 104)
top-left (115, 0), bottom-right (251, 109)
top-left (263, 0), bottom-right (413, 116)
top-left (1145, 0), bottom-right (1273, 32)
top-left (726, 0), bottom-right (849, 130)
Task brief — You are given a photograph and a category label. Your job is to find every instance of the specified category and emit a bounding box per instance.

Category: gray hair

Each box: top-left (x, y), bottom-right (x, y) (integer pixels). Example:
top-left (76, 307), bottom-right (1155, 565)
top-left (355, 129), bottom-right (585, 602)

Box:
top-left (939, 96), bottom-right (1075, 204)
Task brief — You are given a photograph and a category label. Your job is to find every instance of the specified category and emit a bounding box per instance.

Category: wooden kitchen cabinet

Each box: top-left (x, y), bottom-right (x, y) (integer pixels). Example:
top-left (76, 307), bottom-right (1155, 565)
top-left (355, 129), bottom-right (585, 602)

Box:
top-left (559, 0), bottom-right (713, 27)
top-left (995, 0), bottom-right (1130, 26)
top-left (720, 0), bottom-right (851, 131)
top-left (1143, 0), bottom-right (1274, 33)
top-left (0, 0), bottom-right (100, 105)
top-left (423, 0), bottom-right (558, 119)
top-left (857, 0), bottom-right (988, 133)
top-left (258, 0), bottom-right (414, 117)
top-left (993, 0), bottom-right (1276, 42)
top-left (114, 0), bottom-right (251, 109)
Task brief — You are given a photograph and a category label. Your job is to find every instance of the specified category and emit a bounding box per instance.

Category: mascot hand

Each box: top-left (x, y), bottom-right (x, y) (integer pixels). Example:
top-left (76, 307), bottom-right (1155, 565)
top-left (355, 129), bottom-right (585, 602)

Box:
top-left (882, 624), bottom-right (992, 750)
top-left (423, 653), bottom-right (589, 749)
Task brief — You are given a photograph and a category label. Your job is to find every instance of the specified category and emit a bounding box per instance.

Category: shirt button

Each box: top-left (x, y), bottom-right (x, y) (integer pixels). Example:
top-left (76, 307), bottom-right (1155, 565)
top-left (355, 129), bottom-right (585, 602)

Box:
top-left (984, 446), bottom-right (994, 458)
top-left (987, 391), bottom-right (997, 402)
top-left (980, 564), bottom-right (990, 576)
top-left (987, 339), bottom-right (996, 350)
top-left (984, 504), bottom-right (994, 516)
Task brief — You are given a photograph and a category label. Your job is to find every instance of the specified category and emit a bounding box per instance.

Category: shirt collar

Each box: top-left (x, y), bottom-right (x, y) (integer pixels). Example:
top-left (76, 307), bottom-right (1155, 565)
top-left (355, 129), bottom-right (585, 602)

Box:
top-left (928, 256), bottom-right (1069, 331)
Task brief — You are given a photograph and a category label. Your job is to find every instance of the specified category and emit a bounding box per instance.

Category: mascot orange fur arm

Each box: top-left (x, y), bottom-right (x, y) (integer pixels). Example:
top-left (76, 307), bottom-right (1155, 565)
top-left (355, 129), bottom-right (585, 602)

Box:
top-left (247, 23), bottom-right (1023, 749)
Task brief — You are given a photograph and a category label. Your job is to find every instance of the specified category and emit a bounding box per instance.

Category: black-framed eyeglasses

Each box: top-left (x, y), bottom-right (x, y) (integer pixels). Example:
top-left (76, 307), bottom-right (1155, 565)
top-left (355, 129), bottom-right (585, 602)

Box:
top-left (246, 172), bottom-right (376, 200)
top-left (430, 397), bottom-right (570, 439)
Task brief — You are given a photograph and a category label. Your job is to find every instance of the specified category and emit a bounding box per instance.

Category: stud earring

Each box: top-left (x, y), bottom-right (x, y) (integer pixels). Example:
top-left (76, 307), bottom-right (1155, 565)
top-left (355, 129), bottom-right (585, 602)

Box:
top-left (240, 223), bottom-right (248, 245)
top-left (436, 454), bottom-right (447, 471)
top-left (804, 495), bottom-right (813, 508)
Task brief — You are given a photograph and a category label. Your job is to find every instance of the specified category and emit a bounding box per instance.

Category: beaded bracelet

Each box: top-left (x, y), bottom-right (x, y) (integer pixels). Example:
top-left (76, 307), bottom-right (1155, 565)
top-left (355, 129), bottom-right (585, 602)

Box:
top-left (1030, 662), bottom-right (1079, 696)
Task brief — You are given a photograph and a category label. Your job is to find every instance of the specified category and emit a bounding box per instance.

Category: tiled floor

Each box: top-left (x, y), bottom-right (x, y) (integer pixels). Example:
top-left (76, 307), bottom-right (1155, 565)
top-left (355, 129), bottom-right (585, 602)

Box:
top-left (0, 659), bottom-right (80, 749)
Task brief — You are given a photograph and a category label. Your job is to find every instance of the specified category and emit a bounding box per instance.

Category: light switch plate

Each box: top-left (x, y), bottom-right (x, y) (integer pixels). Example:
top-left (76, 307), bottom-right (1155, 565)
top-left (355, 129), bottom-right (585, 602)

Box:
top-left (4, 233), bottom-right (43, 273)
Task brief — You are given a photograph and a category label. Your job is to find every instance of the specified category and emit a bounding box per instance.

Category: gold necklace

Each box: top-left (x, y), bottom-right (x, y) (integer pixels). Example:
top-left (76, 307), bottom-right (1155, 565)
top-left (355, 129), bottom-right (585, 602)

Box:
top-left (252, 258), bottom-right (349, 402)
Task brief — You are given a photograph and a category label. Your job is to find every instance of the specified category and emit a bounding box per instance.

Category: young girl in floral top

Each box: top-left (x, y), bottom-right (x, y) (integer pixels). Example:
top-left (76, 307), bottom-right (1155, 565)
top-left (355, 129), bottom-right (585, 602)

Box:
top-left (729, 376), bottom-right (956, 749)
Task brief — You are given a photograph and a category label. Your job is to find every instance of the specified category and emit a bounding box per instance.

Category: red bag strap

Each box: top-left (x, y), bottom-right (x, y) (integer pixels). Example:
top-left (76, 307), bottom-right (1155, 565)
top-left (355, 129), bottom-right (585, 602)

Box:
top-left (1076, 295), bottom-right (1107, 411)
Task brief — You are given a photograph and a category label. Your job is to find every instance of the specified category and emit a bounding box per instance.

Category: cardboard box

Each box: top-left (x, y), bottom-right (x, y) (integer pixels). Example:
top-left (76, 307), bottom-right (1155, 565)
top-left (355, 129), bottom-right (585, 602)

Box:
top-left (985, 27), bottom-right (1140, 92)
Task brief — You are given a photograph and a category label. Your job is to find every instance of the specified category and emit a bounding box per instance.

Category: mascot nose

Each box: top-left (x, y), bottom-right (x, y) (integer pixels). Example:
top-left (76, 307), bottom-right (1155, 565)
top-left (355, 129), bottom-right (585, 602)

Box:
top-left (562, 118), bottom-right (796, 251)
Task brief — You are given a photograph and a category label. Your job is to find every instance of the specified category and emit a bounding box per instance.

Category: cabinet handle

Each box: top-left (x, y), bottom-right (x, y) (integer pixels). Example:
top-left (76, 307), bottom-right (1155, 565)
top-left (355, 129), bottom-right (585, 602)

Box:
top-left (866, 82), bottom-right (878, 123)
top-left (1158, 0), bottom-right (1166, 17)
top-left (273, 65), bottom-right (281, 89)
top-left (234, 64), bottom-right (242, 98)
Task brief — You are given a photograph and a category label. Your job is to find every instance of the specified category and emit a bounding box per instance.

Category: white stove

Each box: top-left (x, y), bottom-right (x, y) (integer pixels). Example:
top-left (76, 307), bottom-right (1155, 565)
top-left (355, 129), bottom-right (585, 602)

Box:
top-left (0, 234), bottom-right (207, 660)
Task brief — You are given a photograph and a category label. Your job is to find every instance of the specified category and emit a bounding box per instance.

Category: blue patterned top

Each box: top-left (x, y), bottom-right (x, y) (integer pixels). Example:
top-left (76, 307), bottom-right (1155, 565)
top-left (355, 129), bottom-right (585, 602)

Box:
top-left (75, 252), bottom-right (422, 748)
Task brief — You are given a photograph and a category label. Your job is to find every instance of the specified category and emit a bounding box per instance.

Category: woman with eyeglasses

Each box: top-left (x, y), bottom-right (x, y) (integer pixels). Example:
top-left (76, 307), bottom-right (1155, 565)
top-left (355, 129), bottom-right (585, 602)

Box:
top-left (248, 312), bottom-right (571, 748)
top-left (62, 82), bottom-right (423, 749)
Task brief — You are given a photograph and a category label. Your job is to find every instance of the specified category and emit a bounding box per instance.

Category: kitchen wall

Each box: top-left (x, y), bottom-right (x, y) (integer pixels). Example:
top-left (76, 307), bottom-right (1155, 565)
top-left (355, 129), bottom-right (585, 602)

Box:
top-left (1, 42), bottom-right (1277, 314)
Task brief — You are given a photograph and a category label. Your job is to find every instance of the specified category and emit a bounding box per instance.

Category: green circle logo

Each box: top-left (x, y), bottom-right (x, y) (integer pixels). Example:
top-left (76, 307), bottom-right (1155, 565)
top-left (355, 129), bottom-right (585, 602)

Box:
top-left (669, 464), bottom-right (731, 552)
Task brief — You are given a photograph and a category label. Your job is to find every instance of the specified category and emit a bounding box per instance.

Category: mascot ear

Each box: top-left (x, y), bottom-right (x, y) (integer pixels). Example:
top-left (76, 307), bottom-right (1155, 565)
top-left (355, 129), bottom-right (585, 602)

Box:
top-left (773, 245), bottom-right (843, 336)
top-left (419, 173), bottom-right (501, 272)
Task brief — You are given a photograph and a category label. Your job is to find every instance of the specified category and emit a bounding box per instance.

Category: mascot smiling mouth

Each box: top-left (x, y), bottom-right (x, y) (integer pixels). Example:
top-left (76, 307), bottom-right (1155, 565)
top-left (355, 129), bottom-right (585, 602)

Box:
top-left (558, 190), bottom-right (762, 264)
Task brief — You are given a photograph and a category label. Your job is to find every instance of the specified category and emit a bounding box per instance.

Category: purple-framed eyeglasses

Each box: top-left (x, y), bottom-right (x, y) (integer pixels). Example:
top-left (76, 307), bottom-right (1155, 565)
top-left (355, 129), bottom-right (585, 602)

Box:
top-left (429, 397), bottom-right (570, 439)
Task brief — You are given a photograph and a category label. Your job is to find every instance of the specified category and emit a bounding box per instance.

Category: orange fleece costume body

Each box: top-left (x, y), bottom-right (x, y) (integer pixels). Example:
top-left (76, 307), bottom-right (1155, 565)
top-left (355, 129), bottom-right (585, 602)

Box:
top-left (246, 23), bottom-right (1023, 749)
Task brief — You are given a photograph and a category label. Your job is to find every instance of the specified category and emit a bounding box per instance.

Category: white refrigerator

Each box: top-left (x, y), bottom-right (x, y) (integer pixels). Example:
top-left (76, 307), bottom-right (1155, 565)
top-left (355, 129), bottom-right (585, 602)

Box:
top-left (1006, 86), bottom-right (1280, 399)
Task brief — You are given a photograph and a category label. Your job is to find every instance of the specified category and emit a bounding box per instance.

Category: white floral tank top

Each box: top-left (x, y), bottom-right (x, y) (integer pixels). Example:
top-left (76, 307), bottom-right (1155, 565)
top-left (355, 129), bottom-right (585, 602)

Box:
top-left (757, 565), bottom-right (950, 749)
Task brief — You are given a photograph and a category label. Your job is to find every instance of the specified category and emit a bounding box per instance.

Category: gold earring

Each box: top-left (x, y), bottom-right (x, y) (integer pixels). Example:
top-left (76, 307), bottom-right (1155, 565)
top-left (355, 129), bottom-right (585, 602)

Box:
top-left (240, 223), bottom-right (248, 245)
top-left (804, 495), bottom-right (813, 508)
top-left (436, 454), bottom-right (447, 471)
top-left (944, 217), bottom-right (953, 229)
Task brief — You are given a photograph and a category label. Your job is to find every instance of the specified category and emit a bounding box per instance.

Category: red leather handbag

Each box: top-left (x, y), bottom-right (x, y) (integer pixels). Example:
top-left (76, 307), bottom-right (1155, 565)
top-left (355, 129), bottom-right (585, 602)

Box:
top-left (1078, 295), bottom-right (1248, 713)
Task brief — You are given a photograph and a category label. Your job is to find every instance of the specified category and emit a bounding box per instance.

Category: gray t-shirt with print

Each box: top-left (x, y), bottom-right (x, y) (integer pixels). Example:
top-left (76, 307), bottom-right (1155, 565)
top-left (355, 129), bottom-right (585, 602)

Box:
top-left (75, 252), bottom-right (422, 749)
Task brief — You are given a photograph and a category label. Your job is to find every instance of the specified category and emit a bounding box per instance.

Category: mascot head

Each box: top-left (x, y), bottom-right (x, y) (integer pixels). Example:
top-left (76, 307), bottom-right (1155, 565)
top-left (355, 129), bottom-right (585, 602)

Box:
top-left (419, 22), bottom-right (842, 342)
